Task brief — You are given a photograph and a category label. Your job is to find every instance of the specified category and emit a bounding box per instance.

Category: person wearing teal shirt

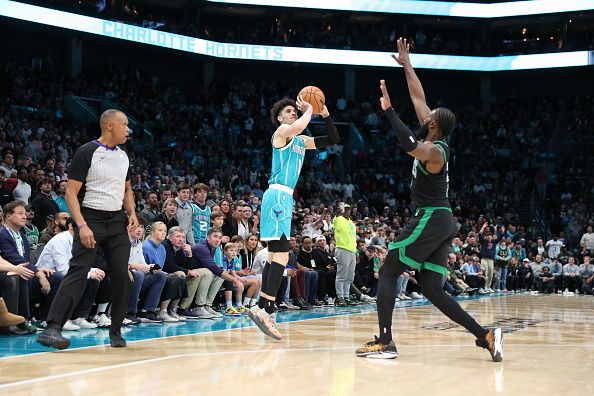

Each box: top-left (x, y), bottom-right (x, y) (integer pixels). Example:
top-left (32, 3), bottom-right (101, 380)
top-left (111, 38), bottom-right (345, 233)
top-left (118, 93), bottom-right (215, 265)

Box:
top-left (249, 95), bottom-right (339, 341)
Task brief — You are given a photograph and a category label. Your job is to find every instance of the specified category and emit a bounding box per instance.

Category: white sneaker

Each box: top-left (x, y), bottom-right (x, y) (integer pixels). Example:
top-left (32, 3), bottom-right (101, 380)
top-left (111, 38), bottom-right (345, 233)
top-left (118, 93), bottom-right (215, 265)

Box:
top-left (157, 309), bottom-right (179, 322)
top-left (63, 319), bottom-right (81, 331)
top-left (168, 310), bottom-right (186, 321)
top-left (399, 294), bottom-right (412, 300)
top-left (122, 318), bottom-right (133, 326)
top-left (325, 297), bottom-right (334, 306)
top-left (95, 313), bottom-right (112, 328)
top-left (192, 306), bottom-right (215, 319)
top-left (359, 294), bottom-right (375, 303)
top-left (411, 292), bottom-right (423, 299)
top-left (71, 317), bottom-right (97, 329)
top-left (205, 306), bottom-right (223, 318)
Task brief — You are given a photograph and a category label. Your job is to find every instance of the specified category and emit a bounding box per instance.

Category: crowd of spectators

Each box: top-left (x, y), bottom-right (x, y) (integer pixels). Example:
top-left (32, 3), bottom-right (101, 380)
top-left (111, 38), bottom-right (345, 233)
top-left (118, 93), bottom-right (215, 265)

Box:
top-left (15, 0), bottom-right (594, 56)
top-left (0, 58), bottom-right (592, 337)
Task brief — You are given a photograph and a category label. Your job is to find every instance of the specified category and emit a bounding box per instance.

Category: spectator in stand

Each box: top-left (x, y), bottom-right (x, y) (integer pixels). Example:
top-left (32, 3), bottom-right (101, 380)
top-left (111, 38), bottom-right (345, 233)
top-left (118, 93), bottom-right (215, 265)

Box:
top-left (478, 223), bottom-right (496, 293)
top-left (460, 256), bottom-right (487, 293)
top-left (36, 218), bottom-right (103, 330)
top-left (13, 167), bottom-right (31, 205)
top-left (312, 235), bottom-right (337, 302)
top-left (545, 235), bottom-right (564, 259)
top-left (296, 236), bottom-right (322, 306)
top-left (333, 203), bottom-right (357, 306)
top-left (578, 256), bottom-right (593, 294)
top-left (562, 256), bottom-right (580, 292)
top-left (0, 253), bottom-right (35, 335)
top-left (126, 217), bottom-right (167, 323)
top-left (31, 177), bottom-right (59, 230)
top-left (518, 258), bottom-right (534, 290)
top-left (530, 255), bottom-right (546, 279)
top-left (580, 226), bottom-right (594, 251)
top-left (222, 203), bottom-right (243, 239)
top-left (139, 191), bottom-right (160, 224)
top-left (143, 222), bottom-right (182, 322)
top-left (52, 180), bottom-right (69, 214)
top-left (23, 205), bottom-right (40, 254)
top-left (0, 201), bottom-right (61, 334)
top-left (152, 197), bottom-right (179, 234)
top-left (531, 238), bottom-right (546, 258)
top-left (175, 183), bottom-right (194, 244)
top-left (494, 239), bottom-right (511, 292)
top-left (190, 183), bottom-right (211, 244)
top-left (536, 266), bottom-right (555, 294)
top-left (39, 212), bottom-right (69, 244)
top-left (549, 258), bottom-right (563, 292)
top-left (178, 227), bottom-right (242, 318)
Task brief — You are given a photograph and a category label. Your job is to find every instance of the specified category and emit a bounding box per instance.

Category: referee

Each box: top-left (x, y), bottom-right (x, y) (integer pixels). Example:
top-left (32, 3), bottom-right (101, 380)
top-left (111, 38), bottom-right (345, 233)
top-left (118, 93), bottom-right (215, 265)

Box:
top-left (37, 109), bottom-right (138, 349)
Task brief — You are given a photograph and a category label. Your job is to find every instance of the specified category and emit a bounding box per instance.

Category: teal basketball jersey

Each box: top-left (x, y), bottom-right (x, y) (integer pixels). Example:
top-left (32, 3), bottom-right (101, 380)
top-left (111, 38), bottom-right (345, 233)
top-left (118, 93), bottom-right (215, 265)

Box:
top-left (268, 135), bottom-right (306, 190)
top-left (191, 203), bottom-right (211, 243)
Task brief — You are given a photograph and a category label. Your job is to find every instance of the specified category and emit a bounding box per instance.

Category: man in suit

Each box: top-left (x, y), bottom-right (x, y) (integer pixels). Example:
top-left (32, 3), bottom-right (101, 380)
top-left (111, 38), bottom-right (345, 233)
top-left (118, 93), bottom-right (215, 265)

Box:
top-left (0, 201), bottom-right (63, 334)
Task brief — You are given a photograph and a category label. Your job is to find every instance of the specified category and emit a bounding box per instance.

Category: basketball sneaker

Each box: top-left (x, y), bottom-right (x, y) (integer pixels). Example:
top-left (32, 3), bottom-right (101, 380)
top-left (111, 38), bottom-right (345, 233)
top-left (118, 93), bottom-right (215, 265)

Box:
top-left (225, 307), bottom-right (241, 316)
top-left (476, 328), bottom-right (503, 362)
top-left (247, 306), bottom-right (282, 340)
top-left (355, 336), bottom-right (399, 359)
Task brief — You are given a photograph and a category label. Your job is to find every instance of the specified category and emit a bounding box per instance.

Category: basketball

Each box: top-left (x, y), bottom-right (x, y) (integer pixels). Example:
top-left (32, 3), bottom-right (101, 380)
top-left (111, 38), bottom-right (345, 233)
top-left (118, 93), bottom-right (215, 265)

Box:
top-left (298, 85), bottom-right (325, 114)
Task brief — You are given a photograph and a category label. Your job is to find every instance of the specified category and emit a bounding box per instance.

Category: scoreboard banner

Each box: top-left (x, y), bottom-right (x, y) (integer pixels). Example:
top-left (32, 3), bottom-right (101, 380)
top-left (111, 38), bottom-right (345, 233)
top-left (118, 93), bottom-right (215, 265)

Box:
top-left (1, 0), bottom-right (592, 71)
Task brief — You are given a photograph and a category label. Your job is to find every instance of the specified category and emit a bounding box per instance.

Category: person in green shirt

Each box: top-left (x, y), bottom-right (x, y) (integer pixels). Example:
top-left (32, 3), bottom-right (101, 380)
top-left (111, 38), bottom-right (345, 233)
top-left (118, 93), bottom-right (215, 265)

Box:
top-left (333, 203), bottom-right (357, 306)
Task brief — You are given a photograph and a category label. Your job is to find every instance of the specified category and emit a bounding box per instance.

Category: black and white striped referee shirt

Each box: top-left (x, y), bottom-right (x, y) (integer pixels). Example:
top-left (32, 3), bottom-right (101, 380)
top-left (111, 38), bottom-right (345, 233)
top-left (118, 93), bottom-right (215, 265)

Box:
top-left (68, 140), bottom-right (131, 211)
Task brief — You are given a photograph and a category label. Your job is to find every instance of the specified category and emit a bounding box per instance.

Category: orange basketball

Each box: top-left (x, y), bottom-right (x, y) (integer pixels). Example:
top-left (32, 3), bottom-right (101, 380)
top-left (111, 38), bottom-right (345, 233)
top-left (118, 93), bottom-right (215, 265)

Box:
top-left (298, 85), bottom-right (325, 114)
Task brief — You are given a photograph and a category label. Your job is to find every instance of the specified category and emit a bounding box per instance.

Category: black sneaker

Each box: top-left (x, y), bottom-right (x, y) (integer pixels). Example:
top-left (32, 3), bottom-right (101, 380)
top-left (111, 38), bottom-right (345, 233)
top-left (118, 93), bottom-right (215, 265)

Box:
top-left (355, 336), bottom-right (399, 359)
top-left (335, 298), bottom-right (348, 307)
top-left (109, 330), bottom-right (127, 348)
top-left (37, 327), bottom-right (70, 350)
top-left (177, 308), bottom-right (200, 319)
top-left (308, 299), bottom-right (324, 307)
top-left (293, 298), bottom-right (311, 310)
top-left (277, 301), bottom-right (290, 311)
top-left (125, 314), bottom-right (141, 325)
top-left (139, 311), bottom-right (164, 323)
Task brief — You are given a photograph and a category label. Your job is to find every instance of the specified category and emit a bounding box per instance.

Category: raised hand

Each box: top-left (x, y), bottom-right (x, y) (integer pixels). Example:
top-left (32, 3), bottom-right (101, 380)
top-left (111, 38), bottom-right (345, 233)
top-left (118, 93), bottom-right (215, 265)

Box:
top-left (296, 95), bottom-right (312, 113)
top-left (391, 37), bottom-right (411, 67)
top-left (379, 80), bottom-right (392, 111)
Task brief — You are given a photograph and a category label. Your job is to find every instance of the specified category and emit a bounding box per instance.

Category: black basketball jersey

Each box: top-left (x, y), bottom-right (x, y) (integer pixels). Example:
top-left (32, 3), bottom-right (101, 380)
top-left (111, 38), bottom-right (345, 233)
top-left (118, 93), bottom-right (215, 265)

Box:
top-left (410, 140), bottom-right (451, 208)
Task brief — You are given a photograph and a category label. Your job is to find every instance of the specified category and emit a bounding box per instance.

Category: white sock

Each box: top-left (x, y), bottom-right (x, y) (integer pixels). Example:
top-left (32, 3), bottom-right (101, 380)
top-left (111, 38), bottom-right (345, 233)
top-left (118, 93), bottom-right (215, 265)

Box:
top-left (97, 303), bottom-right (109, 314)
top-left (243, 297), bottom-right (252, 307)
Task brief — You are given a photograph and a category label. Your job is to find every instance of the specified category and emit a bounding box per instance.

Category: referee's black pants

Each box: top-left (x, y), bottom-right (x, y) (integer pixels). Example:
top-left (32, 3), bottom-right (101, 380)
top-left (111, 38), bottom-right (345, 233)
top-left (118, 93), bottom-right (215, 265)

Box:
top-left (47, 208), bottom-right (131, 333)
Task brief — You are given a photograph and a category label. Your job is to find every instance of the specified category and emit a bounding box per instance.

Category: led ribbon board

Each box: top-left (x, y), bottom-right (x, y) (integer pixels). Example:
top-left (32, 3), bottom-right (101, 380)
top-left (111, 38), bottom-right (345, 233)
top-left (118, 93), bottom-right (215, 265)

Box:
top-left (0, 0), bottom-right (591, 71)
top-left (205, 0), bottom-right (594, 18)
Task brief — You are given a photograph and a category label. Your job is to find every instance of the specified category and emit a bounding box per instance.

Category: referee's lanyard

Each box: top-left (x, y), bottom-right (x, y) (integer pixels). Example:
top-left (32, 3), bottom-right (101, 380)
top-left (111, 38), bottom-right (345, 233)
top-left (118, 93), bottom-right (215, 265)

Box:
top-left (6, 226), bottom-right (25, 257)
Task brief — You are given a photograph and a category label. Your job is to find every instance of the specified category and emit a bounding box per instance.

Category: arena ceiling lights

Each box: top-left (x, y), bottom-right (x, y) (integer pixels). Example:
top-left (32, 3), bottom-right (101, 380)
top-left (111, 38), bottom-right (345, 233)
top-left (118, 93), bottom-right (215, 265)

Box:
top-left (205, 0), bottom-right (594, 18)
top-left (1, 0), bottom-right (592, 71)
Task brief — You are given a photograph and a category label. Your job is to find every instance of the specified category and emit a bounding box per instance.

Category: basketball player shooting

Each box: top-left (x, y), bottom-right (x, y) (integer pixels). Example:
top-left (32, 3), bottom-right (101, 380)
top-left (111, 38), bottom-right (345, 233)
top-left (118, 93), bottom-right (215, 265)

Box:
top-left (355, 38), bottom-right (503, 361)
top-left (247, 94), bottom-right (339, 340)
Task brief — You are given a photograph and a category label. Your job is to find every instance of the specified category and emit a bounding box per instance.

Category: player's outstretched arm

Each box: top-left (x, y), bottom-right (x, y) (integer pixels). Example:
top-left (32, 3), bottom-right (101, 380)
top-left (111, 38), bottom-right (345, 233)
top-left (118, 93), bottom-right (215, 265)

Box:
top-left (392, 37), bottom-right (431, 125)
top-left (303, 105), bottom-right (339, 150)
top-left (275, 96), bottom-right (313, 144)
top-left (379, 80), bottom-right (444, 172)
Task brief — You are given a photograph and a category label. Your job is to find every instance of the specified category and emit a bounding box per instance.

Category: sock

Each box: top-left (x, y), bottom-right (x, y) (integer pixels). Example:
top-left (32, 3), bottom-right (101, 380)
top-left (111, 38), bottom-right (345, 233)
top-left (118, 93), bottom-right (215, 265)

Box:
top-left (243, 297), bottom-right (252, 307)
top-left (260, 299), bottom-right (275, 314)
top-left (169, 300), bottom-right (179, 312)
top-left (226, 299), bottom-right (233, 309)
top-left (97, 303), bottom-right (109, 315)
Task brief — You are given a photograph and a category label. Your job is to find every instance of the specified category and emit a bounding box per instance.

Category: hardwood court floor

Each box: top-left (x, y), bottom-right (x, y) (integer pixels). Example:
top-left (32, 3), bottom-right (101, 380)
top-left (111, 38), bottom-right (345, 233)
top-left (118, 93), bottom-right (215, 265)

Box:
top-left (1, 295), bottom-right (593, 395)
